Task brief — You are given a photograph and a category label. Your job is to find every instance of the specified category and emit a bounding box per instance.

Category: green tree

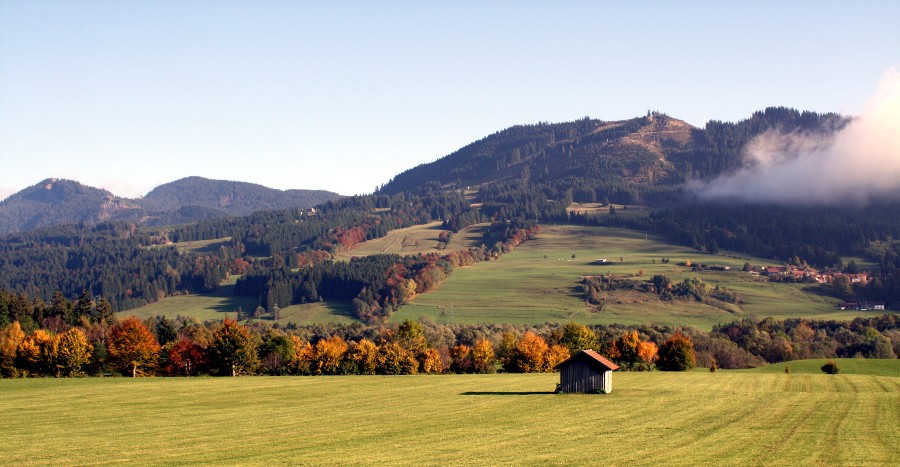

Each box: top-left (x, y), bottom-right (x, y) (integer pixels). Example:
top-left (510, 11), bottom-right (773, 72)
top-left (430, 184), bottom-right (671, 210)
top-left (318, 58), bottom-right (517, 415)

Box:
top-left (560, 322), bottom-right (597, 354)
top-left (208, 319), bottom-right (259, 376)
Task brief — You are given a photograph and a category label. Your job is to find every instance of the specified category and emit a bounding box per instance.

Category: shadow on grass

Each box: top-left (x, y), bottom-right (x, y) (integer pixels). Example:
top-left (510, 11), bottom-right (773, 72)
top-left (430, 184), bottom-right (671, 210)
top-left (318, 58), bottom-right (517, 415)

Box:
top-left (461, 391), bottom-right (556, 396)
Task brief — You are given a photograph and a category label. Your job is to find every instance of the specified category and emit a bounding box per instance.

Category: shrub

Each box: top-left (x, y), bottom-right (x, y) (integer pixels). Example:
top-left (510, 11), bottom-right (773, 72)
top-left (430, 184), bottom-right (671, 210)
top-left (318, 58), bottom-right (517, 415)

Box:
top-left (821, 360), bottom-right (840, 374)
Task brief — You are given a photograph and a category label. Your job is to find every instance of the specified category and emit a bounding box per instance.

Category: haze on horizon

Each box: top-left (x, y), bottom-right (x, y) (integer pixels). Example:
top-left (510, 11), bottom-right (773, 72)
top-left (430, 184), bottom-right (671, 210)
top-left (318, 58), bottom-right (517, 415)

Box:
top-left (1, 2), bottom-right (898, 202)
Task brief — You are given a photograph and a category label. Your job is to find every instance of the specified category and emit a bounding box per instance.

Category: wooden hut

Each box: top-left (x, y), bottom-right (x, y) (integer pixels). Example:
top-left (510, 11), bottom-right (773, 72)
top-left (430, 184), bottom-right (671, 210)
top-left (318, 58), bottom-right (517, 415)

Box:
top-left (554, 349), bottom-right (619, 394)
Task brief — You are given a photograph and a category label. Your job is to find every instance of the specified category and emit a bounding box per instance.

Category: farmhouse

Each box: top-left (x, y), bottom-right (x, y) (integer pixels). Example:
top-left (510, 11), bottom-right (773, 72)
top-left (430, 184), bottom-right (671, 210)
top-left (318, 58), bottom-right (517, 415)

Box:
top-left (555, 349), bottom-right (619, 394)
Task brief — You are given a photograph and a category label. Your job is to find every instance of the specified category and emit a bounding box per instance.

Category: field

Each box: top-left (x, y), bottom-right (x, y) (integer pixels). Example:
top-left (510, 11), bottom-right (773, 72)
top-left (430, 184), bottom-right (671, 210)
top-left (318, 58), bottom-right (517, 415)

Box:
top-left (394, 225), bottom-right (873, 328)
top-left (1, 359), bottom-right (897, 466)
top-left (125, 224), bottom-right (892, 328)
top-left (334, 221), bottom-right (489, 259)
top-left (125, 278), bottom-right (355, 325)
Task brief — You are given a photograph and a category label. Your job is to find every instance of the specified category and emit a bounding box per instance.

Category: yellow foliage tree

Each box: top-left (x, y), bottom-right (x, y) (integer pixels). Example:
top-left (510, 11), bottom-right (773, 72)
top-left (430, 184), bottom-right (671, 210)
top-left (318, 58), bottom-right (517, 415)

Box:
top-left (47, 328), bottom-right (93, 377)
top-left (472, 338), bottom-right (496, 374)
top-left (16, 329), bottom-right (53, 376)
top-left (544, 344), bottom-right (571, 371)
top-left (346, 339), bottom-right (378, 375)
top-left (0, 322), bottom-right (25, 377)
top-left (311, 336), bottom-right (348, 375)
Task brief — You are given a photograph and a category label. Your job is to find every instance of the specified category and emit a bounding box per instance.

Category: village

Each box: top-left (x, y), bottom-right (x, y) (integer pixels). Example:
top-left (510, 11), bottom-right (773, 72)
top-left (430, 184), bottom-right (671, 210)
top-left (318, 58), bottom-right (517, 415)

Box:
top-left (757, 265), bottom-right (885, 311)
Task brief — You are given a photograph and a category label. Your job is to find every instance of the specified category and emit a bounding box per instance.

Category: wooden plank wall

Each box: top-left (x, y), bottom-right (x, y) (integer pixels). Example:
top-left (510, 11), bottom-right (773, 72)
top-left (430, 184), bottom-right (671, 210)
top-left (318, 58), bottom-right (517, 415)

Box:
top-left (560, 361), bottom-right (611, 393)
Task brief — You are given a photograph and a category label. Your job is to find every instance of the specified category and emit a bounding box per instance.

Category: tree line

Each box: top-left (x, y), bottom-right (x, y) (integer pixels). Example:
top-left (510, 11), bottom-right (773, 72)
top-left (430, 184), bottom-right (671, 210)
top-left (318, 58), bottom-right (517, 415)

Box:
top-left (1, 308), bottom-right (896, 378)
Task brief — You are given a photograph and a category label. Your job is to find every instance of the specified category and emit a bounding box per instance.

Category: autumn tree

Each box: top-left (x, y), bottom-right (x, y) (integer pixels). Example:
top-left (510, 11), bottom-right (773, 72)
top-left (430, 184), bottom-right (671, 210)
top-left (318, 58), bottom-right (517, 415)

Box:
top-left (419, 347), bottom-right (444, 374)
top-left (108, 318), bottom-right (161, 377)
top-left (375, 341), bottom-right (418, 375)
top-left (208, 319), bottom-right (259, 376)
top-left (309, 336), bottom-right (348, 375)
top-left (16, 329), bottom-right (53, 376)
top-left (47, 328), bottom-right (93, 377)
top-left (612, 331), bottom-right (642, 369)
top-left (545, 344), bottom-right (571, 371)
top-left (346, 338), bottom-right (378, 375)
top-left (471, 338), bottom-right (496, 374)
top-left (0, 322), bottom-right (25, 377)
top-left (510, 331), bottom-right (549, 373)
top-left (636, 340), bottom-right (658, 370)
top-left (656, 331), bottom-right (696, 371)
top-left (164, 338), bottom-right (207, 376)
top-left (450, 344), bottom-right (473, 373)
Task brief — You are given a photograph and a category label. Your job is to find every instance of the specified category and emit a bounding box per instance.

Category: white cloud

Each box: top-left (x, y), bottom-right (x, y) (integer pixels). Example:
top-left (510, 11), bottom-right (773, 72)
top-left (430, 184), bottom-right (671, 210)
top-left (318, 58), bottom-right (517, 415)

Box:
top-left (691, 66), bottom-right (900, 205)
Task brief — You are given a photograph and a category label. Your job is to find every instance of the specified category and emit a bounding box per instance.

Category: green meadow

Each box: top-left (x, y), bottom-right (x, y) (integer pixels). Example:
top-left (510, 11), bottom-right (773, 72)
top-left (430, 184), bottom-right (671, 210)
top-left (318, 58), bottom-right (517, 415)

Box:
top-left (1, 360), bottom-right (897, 466)
top-left (394, 225), bottom-right (869, 329)
top-left (125, 224), bottom-right (890, 328)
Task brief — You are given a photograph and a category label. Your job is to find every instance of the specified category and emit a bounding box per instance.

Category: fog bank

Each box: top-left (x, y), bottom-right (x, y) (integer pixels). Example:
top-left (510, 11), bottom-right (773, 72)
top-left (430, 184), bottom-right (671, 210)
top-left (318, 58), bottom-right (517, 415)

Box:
top-left (691, 67), bottom-right (900, 205)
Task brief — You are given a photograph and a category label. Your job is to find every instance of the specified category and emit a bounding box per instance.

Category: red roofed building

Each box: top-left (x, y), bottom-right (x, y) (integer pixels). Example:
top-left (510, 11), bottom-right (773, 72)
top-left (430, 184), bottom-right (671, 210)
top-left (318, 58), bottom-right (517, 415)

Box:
top-left (554, 349), bottom-right (620, 394)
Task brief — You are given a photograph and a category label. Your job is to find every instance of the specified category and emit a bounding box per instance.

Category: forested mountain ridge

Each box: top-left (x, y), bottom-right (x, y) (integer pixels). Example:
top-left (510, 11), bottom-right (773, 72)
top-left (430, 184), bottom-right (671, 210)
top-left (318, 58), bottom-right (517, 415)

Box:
top-left (0, 179), bottom-right (144, 233)
top-left (139, 176), bottom-right (339, 217)
top-left (0, 177), bottom-right (341, 234)
top-left (380, 107), bottom-right (847, 205)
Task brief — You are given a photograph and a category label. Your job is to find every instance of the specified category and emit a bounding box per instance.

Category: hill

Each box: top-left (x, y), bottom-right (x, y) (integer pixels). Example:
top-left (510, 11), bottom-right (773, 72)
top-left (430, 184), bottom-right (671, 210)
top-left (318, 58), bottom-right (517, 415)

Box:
top-left (380, 107), bottom-right (846, 206)
top-left (139, 176), bottom-right (339, 217)
top-left (0, 178), bottom-right (144, 233)
top-left (0, 176), bottom-right (340, 233)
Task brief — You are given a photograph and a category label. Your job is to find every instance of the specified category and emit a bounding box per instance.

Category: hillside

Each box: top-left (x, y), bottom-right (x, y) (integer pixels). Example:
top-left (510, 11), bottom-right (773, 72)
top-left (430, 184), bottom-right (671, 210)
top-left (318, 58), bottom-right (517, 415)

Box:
top-left (0, 176), bottom-right (340, 233)
top-left (380, 107), bottom-right (847, 206)
top-left (139, 176), bottom-right (339, 217)
top-left (0, 179), bottom-right (144, 233)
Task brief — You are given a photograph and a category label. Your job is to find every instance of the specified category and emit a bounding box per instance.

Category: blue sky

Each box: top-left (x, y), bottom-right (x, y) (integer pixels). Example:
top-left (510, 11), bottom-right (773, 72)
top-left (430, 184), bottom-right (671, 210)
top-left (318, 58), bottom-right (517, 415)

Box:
top-left (1, 1), bottom-right (898, 199)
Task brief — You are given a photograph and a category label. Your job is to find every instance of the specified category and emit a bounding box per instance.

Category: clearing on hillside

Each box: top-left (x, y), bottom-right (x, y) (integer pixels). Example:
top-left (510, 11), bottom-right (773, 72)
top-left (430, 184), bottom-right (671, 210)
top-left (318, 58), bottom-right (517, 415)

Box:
top-left (334, 221), bottom-right (490, 259)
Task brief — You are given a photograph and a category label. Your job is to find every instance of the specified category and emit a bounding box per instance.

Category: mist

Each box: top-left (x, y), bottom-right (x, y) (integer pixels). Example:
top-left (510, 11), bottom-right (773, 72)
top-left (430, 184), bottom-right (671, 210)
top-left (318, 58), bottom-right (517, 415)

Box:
top-left (690, 67), bottom-right (900, 205)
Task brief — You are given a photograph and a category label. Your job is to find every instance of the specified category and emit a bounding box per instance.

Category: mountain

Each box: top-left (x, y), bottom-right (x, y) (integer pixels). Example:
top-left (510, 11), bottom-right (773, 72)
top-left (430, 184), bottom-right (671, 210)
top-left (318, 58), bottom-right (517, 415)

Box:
top-left (0, 179), bottom-right (144, 233)
top-left (139, 176), bottom-right (338, 217)
top-left (0, 177), bottom-right (340, 234)
top-left (380, 107), bottom-right (847, 205)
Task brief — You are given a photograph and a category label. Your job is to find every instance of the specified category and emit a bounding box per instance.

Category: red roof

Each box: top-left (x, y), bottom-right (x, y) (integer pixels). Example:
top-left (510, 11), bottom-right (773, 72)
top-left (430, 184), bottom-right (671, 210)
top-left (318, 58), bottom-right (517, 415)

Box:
top-left (555, 349), bottom-right (619, 371)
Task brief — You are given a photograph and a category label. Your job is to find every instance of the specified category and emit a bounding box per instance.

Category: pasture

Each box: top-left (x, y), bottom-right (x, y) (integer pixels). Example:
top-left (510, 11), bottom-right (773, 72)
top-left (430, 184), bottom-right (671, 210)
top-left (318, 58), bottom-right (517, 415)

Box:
top-left (1, 361), bottom-right (897, 466)
top-left (394, 225), bottom-right (867, 328)
top-left (125, 224), bottom-right (890, 328)
top-left (333, 221), bottom-right (489, 260)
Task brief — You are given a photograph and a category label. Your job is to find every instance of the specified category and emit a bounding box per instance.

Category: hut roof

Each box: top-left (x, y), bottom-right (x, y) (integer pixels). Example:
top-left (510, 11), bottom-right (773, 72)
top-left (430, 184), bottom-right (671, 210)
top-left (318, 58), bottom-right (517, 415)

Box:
top-left (555, 349), bottom-right (620, 371)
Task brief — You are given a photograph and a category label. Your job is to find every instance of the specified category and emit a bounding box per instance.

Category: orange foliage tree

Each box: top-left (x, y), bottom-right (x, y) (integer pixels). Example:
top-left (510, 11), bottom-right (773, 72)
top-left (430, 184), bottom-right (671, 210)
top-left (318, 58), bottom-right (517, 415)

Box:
top-left (637, 341), bottom-right (659, 370)
top-left (419, 348), bottom-right (444, 374)
top-left (511, 331), bottom-right (549, 373)
top-left (108, 318), bottom-right (161, 377)
top-left (657, 331), bottom-right (696, 371)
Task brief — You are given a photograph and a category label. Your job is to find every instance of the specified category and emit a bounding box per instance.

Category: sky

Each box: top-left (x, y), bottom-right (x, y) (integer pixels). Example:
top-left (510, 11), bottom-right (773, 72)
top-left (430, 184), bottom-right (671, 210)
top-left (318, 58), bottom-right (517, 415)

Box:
top-left (1, 1), bottom-right (899, 200)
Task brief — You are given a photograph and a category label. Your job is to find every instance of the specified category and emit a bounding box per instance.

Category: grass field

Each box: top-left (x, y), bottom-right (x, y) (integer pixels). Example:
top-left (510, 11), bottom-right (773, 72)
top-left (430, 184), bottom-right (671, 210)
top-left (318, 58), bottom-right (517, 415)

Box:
top-left (126, 224), bottom-right (893, 328)
top-left (1, 360), bottom-right (897, 466)
top-left (334, 221), bottom-right (489, 260)
top-left (394, 225), bottom-right (876, 328)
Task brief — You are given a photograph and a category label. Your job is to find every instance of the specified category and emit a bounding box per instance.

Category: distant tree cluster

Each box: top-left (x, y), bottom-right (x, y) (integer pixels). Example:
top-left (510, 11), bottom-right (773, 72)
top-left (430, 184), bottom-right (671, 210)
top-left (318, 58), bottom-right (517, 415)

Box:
top-left (581, 274), bottom-right (739, 307)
